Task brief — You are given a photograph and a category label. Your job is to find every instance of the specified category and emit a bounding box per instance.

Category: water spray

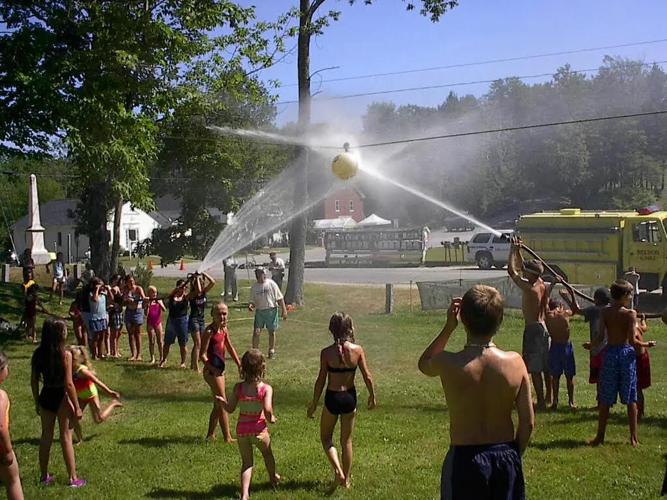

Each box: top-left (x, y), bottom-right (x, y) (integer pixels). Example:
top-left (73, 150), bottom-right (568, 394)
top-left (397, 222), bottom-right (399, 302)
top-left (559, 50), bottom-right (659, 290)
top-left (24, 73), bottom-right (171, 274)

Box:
top-left (331, 142), bottom-right (359, 180)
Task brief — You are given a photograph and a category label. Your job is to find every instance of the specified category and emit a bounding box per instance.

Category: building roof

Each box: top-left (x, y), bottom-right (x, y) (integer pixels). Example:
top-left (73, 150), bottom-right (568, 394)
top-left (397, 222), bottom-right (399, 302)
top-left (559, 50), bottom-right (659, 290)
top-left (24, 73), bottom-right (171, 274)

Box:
top-left (12, 198), bottom-right (78, 228)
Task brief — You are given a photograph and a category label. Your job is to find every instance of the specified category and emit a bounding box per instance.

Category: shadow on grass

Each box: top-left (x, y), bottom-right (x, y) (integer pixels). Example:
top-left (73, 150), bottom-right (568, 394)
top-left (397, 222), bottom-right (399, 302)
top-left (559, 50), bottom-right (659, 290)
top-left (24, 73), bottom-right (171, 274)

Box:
top-left (551, 411), bottom-right (667, 428)
top-left (145, 479), bottom-right (321, 499)
top-left (14, 433), bottom-right (100, 447)
top-left (119, 435), bottom-right (203, 447)
top-left (531, 438), bottom-right (590, 450)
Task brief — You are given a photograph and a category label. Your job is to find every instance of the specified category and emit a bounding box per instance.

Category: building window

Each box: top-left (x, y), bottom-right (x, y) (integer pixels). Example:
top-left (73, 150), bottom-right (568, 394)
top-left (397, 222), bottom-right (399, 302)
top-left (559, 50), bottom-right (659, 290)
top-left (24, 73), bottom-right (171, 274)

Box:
top-left (335, 200), bottom-right (340, 213)
top-left (349, 200), bottom-right (354, 212)
top-left (128, 229), bottom-right (138, 242)
top-left (57, 232), bottom-right (62, 246)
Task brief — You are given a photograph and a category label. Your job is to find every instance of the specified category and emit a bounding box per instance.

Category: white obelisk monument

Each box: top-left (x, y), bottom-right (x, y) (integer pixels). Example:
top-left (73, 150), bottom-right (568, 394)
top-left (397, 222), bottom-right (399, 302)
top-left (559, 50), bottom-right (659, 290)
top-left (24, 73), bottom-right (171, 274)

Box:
top-left (26, 174), bottom-right (50, 265)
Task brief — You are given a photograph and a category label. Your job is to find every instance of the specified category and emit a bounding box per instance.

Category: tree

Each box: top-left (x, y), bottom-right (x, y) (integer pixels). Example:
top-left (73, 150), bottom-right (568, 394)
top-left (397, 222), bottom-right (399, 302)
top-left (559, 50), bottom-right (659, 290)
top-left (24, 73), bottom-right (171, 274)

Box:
top-left (285, 0), bottom-right (459, 306)
top-left (0, 1), bottom-right (289, 279)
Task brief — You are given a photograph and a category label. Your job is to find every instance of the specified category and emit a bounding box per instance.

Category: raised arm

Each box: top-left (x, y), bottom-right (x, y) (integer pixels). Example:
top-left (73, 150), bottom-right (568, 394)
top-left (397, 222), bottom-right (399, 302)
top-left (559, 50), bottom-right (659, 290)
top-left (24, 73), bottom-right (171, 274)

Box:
top-left (307, 351), bottom-right (328, 418)
top-left (358, 348), bottom-right (376, 409)
top-left (418, 298), bottom-right (460, 376)
top-left (515, 364), bottom-right (535, 455)
top-left (507, 238), bottom-right (531, 291)
top-left (559, 286), bottom-right (582, 316)
top-left (202, 272), bottom-right (216, 294)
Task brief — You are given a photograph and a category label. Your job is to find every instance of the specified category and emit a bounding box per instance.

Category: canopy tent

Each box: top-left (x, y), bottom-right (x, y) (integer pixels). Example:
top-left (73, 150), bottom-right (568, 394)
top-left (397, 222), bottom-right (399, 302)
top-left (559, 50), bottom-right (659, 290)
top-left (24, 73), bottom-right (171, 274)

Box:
top-left (357, 213), bottom-right (392, 227)
top-left (312, 216), bottom-right (358, 230)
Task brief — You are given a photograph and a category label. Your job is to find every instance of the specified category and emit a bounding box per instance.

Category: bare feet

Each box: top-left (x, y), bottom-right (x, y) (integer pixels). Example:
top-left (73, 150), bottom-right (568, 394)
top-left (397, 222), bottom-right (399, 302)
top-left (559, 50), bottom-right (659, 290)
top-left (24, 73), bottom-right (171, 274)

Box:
top-left (158, 360), bottom-right (166, 368)
top-left (150, 358), bottom-right (156, 365)
top-left (568, 402), bottom-right (577, 411)
top-left (630, 436), bottom-right (639, 447)
top-left (205, 434), bottom-right (216, 443)
top-left (135, 356), bottom-right (143, 362)
top-left (128, 356), bottom-right (136, 362)
top-left (179, 363), bottom-right (186, 369)
top-left (223, 437), bottom-right (237, 444)
top-left (110, 399), bottom-right (124, 409)
top-left (588, 436), bottom-right (604, 447)
top-left (533, 402), bottom-right (547, 412)
top-left (549, 403), bottom-right (558, 411)
top-left (271, 473), bottom-right (281, 488)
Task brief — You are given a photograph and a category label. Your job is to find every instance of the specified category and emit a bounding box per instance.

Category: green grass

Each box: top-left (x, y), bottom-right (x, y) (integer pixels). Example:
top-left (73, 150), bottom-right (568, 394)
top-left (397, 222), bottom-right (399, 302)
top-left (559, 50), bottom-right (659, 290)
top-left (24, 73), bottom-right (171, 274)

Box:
top-left (0, 280), bottom-right (665, 499)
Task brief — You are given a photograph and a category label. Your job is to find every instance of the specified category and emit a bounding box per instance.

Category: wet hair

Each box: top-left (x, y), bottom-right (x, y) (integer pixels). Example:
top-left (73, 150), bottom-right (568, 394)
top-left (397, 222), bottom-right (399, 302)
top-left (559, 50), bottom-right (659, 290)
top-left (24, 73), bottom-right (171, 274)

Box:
top-left (548, 298), bottom-right (560, 310)
top-left (240, 349), bottom-right (266, 383)
top-left (329, 312), bottom-right (355, 362)
top-left (31, 319), bottom-right (67, 386)
top-left (610, 280), bottom-right (633, 300)
top-left (593, 287), bottom-right (611, 306)
top-left (460, 285), bottom-right (504, 337)
top-left (522, 259), bottom-right (543, 276)
top-left (0, 352), bottom-right (7, 372)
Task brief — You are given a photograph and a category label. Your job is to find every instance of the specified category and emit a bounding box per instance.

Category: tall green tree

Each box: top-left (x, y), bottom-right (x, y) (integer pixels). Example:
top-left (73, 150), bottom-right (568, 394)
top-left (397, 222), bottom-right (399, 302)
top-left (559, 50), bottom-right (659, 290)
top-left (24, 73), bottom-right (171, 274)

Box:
top-left (0, 1), bottom-right (289, 278)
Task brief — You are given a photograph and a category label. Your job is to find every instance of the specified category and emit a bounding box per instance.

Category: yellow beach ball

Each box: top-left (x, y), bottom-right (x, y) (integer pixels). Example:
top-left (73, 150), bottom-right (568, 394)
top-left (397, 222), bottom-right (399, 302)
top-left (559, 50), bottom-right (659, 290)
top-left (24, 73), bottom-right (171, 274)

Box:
top-left (331, 151), bottom-right (359, 180)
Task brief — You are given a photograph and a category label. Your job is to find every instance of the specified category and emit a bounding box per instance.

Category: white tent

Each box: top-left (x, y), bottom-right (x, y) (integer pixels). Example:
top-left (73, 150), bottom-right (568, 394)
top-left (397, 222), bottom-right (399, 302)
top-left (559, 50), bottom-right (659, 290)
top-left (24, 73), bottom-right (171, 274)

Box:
top-left (312, 216), bottom-right (358, 230)
top-left (357, 213), bottom-right (392, 227)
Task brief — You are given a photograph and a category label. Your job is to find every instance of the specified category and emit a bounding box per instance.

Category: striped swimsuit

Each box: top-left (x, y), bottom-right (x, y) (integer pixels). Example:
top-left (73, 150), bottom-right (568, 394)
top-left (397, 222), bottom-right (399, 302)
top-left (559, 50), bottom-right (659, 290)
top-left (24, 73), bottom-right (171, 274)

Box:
top-left (236, 383), bottom-right (267, 437)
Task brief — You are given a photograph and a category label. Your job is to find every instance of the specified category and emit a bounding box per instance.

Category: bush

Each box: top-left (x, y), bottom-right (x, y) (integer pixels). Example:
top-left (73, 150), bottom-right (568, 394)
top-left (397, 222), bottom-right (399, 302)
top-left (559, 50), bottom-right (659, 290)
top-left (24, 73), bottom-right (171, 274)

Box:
top-left (132, 262), bottom-right (152, 290)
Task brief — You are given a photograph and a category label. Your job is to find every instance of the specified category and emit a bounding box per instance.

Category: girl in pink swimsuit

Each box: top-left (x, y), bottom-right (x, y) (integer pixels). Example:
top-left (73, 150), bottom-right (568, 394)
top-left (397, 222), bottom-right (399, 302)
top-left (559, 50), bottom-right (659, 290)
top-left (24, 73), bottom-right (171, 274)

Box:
top-left (216, 349), bottom-right (280, 500)
top-left (145, 287), bottom-right (166, 365)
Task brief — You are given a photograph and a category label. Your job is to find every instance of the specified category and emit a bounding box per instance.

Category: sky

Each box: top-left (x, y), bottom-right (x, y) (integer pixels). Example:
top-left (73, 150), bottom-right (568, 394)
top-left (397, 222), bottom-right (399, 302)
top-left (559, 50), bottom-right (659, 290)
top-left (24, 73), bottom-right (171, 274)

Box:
top-left (239, 0), bottom-right (667, 130)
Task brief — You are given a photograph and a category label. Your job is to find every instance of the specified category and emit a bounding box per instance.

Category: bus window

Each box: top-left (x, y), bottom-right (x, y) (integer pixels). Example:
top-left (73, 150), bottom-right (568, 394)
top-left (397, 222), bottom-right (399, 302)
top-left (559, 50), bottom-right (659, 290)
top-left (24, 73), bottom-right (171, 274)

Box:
top-left (633, 220), bottom-right (662, 243)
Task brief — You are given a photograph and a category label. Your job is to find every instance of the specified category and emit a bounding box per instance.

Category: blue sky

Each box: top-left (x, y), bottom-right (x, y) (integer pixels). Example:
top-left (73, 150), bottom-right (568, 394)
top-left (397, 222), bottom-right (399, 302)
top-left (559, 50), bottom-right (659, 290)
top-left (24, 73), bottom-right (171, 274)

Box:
top-left (240, 1), bottom-right (667, 129)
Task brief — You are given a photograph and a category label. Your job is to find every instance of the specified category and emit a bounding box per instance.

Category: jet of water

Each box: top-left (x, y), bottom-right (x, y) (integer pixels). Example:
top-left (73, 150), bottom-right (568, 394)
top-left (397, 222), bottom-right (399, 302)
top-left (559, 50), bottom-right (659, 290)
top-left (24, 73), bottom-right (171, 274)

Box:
top-left (207, 125), bottom-right (340, 150)
top-left (198, 150), bottom-right (347, 273)
top-left (358, 153), bottom-right (501, 237)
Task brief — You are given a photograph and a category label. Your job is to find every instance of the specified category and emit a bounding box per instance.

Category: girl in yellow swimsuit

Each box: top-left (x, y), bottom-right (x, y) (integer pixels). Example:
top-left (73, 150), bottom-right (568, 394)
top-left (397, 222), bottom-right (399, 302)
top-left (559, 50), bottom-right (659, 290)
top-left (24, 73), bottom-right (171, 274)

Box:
top-left (69, 347), bottom-right (123, 444)
top-left (0, 352), bottom-right (23, 499)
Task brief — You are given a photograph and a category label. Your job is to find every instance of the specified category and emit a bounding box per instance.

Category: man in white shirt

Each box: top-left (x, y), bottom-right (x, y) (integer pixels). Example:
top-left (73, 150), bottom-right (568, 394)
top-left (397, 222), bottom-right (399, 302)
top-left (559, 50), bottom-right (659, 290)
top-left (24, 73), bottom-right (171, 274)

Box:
top-left (268, 251), bottom-right (286, 290)
top-left (249, 267), bottom-right (288, 359)
top-left (623, 267), bottom-right (640, 310)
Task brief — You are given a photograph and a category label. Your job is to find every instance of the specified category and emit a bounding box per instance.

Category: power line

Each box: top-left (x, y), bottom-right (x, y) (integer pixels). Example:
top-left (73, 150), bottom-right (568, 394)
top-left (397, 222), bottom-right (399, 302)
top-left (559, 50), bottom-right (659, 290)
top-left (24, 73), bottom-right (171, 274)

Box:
top-left (354, 109), bottom-right (667, 149)
top-left (277, 60), bottom-right (667, 104)
top-left (281, 38), bottom-right (667, 87)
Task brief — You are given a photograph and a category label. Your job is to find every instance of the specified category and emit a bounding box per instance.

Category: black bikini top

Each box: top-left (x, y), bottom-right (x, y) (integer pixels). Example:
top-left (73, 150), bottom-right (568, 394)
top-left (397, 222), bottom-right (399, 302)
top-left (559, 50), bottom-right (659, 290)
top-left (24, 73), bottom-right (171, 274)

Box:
top-left (327, 364), bottom-right (357, 373)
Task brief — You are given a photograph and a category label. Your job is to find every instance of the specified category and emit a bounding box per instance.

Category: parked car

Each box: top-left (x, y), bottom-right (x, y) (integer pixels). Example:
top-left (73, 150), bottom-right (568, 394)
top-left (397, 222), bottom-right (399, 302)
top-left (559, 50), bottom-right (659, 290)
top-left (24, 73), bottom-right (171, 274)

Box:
top-left (466, 230), bottom-right (514, 270)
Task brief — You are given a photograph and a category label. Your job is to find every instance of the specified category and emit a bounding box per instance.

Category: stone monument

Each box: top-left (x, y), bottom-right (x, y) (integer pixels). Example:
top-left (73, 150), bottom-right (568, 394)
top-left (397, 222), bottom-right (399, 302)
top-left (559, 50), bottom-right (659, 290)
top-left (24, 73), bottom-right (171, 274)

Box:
top-left (26, 174), bottom-right (50, 265)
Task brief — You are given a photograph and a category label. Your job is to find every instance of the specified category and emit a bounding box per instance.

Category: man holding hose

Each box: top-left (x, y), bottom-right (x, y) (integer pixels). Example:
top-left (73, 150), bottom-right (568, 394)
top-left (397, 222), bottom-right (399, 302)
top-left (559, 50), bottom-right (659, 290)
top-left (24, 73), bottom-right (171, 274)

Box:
top-left (508, 237), bottom-right (552, 411)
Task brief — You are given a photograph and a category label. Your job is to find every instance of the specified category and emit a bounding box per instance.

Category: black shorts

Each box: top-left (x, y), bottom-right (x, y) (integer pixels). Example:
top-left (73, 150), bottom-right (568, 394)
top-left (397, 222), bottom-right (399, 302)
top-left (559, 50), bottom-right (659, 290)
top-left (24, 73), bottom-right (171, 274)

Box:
top-left (38, 387), bottom-right (66, 414)
top-left (324, 388), bottom-right (357, 415)
top-left (441, 442), bottom-right (525, 500)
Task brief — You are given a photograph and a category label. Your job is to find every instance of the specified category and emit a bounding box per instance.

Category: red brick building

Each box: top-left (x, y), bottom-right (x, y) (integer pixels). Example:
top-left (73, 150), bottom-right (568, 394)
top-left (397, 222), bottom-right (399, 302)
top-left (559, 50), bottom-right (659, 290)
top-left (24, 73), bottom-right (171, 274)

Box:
top-left (323, 187), bottom-right (365, 222)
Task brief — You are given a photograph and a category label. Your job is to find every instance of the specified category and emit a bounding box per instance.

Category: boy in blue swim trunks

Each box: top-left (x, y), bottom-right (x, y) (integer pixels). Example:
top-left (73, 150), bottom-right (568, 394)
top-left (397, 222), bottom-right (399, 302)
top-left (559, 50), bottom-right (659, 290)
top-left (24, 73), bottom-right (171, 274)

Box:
top-left (545, 293), bottom-right (576, 410)
top-left (589, 280), bottom-right (639, 447)
top-left (419, 285), bottom-right (534, 500)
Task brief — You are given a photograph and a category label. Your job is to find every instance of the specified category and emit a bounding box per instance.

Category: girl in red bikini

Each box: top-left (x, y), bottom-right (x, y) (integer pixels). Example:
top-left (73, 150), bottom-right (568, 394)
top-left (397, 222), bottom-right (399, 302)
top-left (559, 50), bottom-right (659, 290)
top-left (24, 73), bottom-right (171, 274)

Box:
top-left (216, 349), bottom-right (279, 500)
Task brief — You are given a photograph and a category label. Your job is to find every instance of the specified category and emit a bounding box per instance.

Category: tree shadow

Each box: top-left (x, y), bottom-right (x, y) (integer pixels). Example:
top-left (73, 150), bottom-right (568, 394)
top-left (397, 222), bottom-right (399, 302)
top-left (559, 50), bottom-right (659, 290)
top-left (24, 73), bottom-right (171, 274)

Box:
top-left (145, 479), bottom-right (321, 499)
top-left (119, 435), bottom-right (204, 448)
top-left (14, 433), bottom-right (100, 447)
top-left (531, 438), bottom-right (590, 450)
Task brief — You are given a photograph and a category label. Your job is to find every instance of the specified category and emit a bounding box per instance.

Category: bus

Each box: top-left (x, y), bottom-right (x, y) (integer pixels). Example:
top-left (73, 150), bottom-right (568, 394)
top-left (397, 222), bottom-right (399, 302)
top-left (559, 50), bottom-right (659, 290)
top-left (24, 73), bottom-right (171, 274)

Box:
top-left (323, 227), bottom-right (427, 267)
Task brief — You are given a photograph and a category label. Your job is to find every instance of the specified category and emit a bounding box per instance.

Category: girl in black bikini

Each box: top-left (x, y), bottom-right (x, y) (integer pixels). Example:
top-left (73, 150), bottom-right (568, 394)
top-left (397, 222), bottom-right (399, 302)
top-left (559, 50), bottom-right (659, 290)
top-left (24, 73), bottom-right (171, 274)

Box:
top-left (30, 319), bottom-right (86, 488)
top-left (307, 312), bottom-right (377, 490)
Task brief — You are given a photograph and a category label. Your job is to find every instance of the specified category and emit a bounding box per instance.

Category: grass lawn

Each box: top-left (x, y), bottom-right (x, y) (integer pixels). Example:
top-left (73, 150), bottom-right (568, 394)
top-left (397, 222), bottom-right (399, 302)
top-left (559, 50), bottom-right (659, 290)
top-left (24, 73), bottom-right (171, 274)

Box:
top-left (0, 277), bottom-right (665, 499)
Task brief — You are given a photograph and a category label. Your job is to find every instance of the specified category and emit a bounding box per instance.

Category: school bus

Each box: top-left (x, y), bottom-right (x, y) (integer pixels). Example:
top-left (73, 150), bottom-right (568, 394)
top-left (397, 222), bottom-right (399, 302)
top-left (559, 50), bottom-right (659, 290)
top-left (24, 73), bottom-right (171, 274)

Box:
top-left (517, 207), bottom-right (667, 292)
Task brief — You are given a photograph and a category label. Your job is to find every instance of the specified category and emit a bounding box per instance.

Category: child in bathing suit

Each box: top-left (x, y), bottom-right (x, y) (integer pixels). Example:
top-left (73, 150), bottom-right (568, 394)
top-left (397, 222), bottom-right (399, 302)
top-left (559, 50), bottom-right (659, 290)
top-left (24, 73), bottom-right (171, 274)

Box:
top-left (216, 349), bottom-right (279, 500)
top-left (68, 346), bottom-right (123, 445)
top-left (307, 312), bottom-right (376, 490)
top-left (0, 352), bottom-right (24, 499)
top-left (633, 314), bottom-right (656, 420)
top-left (145, 286), bottom-right (166, 365)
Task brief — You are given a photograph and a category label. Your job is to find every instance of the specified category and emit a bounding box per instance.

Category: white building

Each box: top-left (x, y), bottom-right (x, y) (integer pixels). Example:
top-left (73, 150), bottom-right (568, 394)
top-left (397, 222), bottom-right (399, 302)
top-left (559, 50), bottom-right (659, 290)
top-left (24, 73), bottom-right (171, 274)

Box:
top-left (12, 199), bottom-right (161, 262)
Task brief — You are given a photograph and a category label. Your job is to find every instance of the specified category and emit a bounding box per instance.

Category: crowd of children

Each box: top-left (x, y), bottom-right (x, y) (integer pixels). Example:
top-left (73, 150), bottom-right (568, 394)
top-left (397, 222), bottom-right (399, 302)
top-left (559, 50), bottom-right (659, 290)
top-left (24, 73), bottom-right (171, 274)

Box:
top-left (2, 241), bottom-right (662, 499)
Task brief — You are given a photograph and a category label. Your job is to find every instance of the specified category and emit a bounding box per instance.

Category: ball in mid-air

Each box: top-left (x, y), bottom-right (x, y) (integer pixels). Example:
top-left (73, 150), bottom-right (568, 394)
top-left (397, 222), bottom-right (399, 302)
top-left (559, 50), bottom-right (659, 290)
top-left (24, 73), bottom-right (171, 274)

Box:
top-left (331, 152), bottom-right (359, 180)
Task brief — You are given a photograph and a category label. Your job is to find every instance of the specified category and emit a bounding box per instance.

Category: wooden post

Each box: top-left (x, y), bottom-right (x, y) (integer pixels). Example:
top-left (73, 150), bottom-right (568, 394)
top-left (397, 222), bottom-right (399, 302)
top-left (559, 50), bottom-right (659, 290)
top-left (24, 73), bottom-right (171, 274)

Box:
top-left (1, 264), bottom-right (9, 283)
top-left (385, 283), bottom-right (394, 314)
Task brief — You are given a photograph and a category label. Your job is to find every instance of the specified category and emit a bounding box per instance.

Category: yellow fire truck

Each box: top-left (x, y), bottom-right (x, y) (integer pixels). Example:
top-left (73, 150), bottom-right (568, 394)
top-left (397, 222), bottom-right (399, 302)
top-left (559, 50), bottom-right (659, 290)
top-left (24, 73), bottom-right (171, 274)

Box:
top-left (517, 207), bottom-right (667, 292)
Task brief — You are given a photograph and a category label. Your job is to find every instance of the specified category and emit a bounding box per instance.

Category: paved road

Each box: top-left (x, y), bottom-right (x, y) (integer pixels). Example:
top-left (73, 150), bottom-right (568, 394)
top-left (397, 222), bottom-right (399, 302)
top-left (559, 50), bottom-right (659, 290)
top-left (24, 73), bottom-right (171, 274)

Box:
top-left (152, 261), bottom-right (506, 285)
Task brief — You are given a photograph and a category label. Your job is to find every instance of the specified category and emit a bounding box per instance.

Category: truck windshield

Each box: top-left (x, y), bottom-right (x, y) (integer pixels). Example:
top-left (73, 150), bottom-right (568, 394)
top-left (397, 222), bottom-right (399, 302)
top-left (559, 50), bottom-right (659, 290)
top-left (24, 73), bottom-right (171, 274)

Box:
top-left (632, 220), bottom-right (662, 243)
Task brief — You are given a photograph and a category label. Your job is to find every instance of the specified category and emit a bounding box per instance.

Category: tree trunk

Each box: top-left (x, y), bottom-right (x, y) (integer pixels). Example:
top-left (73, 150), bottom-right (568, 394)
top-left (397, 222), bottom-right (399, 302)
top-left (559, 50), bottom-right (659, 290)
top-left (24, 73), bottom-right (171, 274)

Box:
top-left (110, 196), bottom-right (123, 278)
top-left (285, 0), bottom-right (314, 306)
top-left (78, 181), bottom-right (111, 280)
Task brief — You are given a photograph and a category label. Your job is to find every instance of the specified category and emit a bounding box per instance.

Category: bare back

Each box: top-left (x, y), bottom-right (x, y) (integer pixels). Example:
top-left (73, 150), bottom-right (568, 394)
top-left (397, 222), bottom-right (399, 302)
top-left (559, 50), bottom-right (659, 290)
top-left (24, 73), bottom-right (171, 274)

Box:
top-left (436, 348), bottom-right (529, 446)
top-left (601, 304), bottom-right (636, 346)
top-left (321, 342), bottom-right (363, 392)
top-left (521, 279), bottom-right (547, 325)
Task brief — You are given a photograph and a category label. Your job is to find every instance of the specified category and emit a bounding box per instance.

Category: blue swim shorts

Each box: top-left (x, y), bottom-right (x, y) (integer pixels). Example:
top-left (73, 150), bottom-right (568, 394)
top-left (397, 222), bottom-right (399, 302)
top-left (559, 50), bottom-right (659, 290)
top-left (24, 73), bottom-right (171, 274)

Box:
top-left (548, 342), bottom-right (576, 378)
top-left (254, 307), bottom-right (279, 332)
top-left (599, 344), bottom-right (637, 406)
top-left (441, 442), bottom-right (525, 500)
top-left (165, 316), bottom-right (189, 346)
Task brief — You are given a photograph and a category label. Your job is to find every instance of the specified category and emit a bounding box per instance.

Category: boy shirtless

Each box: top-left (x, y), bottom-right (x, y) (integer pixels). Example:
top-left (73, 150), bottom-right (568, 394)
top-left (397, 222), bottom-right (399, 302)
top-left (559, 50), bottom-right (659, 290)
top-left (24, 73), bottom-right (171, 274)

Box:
top-left (544, 289), bottom-right (576, 410)
top-left (508, 237), bottom-right (551, 410)
top-left (419, 285), bottom-right (534, 500)
top-left (633, 314), bottom-right (657, 419)
top-left (590, 280), bottom-right (640, 447)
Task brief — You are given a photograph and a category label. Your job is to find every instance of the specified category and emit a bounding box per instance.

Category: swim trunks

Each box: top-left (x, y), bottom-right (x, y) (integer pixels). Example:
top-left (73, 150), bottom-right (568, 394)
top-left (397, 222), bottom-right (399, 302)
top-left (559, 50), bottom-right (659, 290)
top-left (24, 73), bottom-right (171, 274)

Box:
top-left (599, 344), bottom-right (637, 406)
top-left (589, 348), bottom-right (605, 384)
top-left (38, 387), bottom-right (66, 414)
top-left (109, 310), bottom-right (123, 330)
top-left (441, 441), bottom-right (525, 500)
top-left (548, 341), bottom-right (576, 378)
top-left (522, 323), bottom-right (550, 373)
top-left (636, 350), bottom-right (651, 390)
top-left (254, 307), bottom-right (279, 331)
top-left (324, 388), bottom-right (357, 415)
top-left (165, 316), bottom-right (189, 346)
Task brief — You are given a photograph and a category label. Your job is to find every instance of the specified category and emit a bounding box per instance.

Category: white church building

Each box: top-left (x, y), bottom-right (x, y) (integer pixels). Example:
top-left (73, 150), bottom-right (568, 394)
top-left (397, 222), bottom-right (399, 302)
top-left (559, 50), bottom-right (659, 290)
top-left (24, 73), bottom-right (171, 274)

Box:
top-left (12, 199), bottom-right (161, 261)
